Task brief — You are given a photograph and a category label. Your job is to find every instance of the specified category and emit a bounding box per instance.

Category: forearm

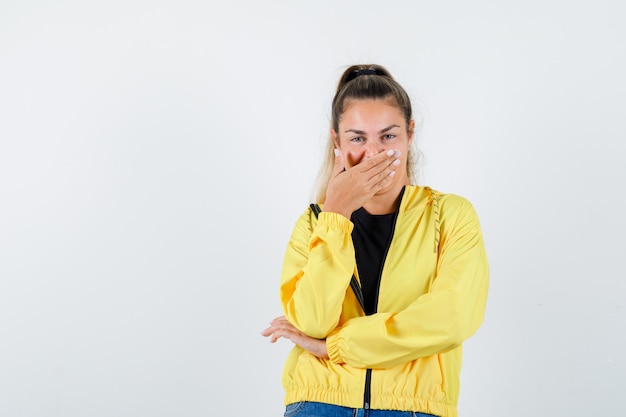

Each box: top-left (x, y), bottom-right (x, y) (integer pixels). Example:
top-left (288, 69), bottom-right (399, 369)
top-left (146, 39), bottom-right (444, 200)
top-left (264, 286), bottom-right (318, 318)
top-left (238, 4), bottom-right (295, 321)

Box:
top-left (326, 288), bottom-right (484, 369)
top-left (327, 228), bottom-right (489, 369)
top-left (279, 210), bottom-right (356, 338)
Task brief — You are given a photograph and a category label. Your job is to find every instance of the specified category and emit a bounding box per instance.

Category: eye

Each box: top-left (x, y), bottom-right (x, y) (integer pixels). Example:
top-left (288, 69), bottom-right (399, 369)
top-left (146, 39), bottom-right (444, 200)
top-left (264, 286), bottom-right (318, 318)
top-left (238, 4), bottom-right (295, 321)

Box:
top-left (350, 136), bottom-right (365, 143)
top-left (383, 134), bottom-right (396, 140)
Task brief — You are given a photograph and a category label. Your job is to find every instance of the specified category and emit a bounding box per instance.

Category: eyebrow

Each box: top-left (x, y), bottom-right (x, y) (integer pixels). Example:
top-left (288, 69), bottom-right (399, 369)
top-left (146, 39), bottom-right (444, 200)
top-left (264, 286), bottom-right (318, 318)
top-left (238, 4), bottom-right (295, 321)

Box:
top-left (344, 125), bottom-right (401, 134)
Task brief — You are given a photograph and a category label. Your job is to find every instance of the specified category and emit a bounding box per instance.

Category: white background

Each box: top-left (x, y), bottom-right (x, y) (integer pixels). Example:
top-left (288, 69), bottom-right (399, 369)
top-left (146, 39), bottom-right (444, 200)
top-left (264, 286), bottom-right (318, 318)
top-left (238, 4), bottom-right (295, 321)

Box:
top-left (1, 1), bottom-right (624, 416)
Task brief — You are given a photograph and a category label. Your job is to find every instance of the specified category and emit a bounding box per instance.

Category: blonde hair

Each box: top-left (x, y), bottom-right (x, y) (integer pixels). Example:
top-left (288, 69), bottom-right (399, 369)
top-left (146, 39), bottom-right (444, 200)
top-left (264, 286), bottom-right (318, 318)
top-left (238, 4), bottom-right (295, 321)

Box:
top-left (312, 64), bottom-right (422, 203)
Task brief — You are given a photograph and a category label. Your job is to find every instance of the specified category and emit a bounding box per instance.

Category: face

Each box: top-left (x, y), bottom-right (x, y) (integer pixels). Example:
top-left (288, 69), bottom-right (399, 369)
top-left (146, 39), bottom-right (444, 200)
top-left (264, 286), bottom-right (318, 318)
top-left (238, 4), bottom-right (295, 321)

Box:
top-left (332, 98), bottom-right (414, 184)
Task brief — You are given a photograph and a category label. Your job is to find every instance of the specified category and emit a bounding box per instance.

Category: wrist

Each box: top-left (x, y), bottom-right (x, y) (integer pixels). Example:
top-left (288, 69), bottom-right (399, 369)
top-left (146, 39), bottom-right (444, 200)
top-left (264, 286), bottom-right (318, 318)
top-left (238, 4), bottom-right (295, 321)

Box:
top-left (321, 202), bottom-right (353, 219)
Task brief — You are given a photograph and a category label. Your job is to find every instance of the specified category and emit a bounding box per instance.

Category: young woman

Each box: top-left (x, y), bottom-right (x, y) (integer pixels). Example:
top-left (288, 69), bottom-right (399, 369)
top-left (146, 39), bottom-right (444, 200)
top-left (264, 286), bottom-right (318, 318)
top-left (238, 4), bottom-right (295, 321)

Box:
top-left (262, 64), bottom-right (489, 417)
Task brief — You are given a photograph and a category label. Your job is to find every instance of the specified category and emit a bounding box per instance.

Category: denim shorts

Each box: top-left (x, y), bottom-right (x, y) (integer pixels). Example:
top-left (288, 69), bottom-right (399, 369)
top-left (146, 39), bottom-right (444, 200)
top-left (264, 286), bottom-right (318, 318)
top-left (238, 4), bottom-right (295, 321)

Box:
top-left (284, 401), bottom-right (438, 417)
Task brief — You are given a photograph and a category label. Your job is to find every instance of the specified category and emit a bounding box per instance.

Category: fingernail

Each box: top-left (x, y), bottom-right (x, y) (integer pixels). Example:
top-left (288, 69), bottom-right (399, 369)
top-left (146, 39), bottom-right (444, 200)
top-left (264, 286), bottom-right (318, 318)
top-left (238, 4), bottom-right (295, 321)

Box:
top-left (392, 159), bottom-right (401, 166)
top-left (389, 170), bottom-right (396, 177)
top-left (386, 150), bottom-right (394, 156)
top-left (394, 150), bottom-right (401, 157)
top-left (334, 149), bottom-right (340, 157)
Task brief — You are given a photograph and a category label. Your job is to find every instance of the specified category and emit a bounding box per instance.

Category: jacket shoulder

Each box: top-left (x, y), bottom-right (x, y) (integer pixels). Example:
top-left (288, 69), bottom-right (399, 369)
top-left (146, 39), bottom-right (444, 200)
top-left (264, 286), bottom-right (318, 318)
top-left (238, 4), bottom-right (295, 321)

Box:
top-left (406, 186), bottom-right (475, 214)
top-left (437, 192), bottom-right (475, 214)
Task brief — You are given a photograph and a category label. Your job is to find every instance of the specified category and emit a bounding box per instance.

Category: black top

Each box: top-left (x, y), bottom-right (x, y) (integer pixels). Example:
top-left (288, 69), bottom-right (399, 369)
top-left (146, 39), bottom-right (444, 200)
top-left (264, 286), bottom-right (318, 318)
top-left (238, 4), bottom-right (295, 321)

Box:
top-left (351, 208), bottom-right (396, 315)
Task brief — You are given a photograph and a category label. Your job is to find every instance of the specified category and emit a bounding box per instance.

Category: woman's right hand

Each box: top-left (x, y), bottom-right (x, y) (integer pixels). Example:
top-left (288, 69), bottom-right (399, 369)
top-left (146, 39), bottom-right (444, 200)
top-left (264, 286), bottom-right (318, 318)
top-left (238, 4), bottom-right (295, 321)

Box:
top-left (323, 149), bottom-right (400, 218)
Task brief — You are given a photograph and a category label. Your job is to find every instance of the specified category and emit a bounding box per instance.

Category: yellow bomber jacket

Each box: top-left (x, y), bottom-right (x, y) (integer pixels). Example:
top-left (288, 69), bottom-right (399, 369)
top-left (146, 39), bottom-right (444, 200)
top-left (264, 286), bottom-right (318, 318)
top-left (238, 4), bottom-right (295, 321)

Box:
top-left (278, 186), bottom-right (489, 417)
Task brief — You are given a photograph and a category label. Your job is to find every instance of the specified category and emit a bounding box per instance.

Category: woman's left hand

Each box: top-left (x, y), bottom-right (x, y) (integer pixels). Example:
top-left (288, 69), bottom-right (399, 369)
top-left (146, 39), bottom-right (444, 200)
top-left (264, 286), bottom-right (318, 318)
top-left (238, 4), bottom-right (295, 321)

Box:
top-left (261, 316), bottom-right (329, 359)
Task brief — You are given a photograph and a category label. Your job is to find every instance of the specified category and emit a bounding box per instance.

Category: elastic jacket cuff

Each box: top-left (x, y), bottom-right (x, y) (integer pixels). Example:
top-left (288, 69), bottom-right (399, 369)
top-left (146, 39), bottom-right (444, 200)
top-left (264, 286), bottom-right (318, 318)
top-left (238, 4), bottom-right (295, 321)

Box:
top-left (317, 211), bottom-right (354, 235)
top-left (326, 329), bottom-right (344, 364)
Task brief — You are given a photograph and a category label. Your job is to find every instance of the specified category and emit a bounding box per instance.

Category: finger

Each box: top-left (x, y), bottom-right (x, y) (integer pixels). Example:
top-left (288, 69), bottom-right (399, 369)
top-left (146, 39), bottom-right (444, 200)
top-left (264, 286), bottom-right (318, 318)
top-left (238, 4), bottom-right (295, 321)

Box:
top-left (262, 325), bottom-right (286, 343)
top-left (266, 328), bottom-right (295, 344)
top-left (358, 149), bottom-right (399, 174)
top-left (263, 318), bottom-right (298, 338)
top-left (373, 170), bottom-right (396, 191)
top-left (261, 324), bottom-right (281, 337)
top-left (270, 316), bottom-right (289, 326)
top-left (270, 321), bottom-right (298, 336)
top-left (331, 148), bottom-right (345, 177)
top-left (368, 155), bottom-right (400, 184)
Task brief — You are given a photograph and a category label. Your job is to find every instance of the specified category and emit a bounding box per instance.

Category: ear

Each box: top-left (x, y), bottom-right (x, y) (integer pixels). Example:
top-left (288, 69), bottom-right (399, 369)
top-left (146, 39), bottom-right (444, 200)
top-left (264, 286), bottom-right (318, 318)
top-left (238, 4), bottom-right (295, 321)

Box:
top-left (331, 129), bottom-right (340, 148)
top-left (407, 120), bottom-right (415, 146)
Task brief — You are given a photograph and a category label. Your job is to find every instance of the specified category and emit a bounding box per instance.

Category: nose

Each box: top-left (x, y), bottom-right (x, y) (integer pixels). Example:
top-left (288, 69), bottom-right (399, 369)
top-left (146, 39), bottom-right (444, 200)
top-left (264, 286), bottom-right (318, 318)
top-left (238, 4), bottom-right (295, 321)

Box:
top-left (364, 141), bottom-right (382, 158)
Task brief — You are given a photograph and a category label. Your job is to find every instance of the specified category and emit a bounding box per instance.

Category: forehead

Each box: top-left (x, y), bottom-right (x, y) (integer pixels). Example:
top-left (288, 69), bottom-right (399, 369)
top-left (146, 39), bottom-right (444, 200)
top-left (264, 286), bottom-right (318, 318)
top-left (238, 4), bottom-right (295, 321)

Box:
top-left (339, 99), bottom-right (405, 127)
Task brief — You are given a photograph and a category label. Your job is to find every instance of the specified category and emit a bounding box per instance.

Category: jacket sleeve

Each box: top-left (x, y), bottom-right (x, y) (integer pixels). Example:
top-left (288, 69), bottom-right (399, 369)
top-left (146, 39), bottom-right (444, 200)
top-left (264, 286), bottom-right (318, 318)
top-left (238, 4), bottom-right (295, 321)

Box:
top-left (325, 197), bottom-right (489, 369)
top-left (279, 208), bottom-right (357, 339)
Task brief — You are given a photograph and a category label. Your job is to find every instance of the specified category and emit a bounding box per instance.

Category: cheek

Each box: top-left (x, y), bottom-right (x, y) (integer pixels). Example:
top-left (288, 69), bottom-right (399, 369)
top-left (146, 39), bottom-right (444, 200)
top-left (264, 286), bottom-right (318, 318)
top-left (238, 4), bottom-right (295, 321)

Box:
top-left (344, 149), bottom-right (366, 168)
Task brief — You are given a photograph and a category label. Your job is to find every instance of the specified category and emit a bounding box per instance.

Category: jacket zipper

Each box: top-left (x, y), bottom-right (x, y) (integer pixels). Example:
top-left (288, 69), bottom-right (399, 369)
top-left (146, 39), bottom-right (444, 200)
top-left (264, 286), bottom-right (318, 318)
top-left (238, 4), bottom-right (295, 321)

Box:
top-left (310, 203), bottom-right (366, 312)
top-left (364, 369), bottom-right (372, 409)
top-left (362, 187), bottom-right (405, 410)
